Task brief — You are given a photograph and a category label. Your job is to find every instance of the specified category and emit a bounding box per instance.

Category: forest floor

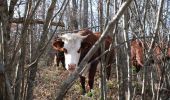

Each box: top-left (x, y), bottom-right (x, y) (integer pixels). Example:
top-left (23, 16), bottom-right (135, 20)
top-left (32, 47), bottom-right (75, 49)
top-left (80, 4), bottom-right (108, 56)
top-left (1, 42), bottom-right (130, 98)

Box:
top-left (33, 63), bottom-right (119, 100)
top-left (33, 62), bottom-right (150, 100)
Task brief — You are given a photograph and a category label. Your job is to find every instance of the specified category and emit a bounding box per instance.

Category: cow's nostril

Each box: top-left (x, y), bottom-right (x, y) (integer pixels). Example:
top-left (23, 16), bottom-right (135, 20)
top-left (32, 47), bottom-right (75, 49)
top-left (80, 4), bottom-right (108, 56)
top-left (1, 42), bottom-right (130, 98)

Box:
top-left (68, 64), bottom-right (76, 71)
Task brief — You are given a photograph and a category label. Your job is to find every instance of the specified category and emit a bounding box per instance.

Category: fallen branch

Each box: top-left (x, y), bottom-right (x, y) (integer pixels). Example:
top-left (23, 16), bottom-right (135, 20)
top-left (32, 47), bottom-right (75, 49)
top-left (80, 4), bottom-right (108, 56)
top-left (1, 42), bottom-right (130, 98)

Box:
top-left (10, 17), bottom-right (65, 27)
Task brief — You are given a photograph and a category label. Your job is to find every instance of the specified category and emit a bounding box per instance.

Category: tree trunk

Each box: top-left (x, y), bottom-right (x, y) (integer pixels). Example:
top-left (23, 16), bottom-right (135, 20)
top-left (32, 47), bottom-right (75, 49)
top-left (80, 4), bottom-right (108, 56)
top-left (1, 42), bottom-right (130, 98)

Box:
top-left (0, 64), bottom-right (14, 100)
top-left (82, 0), bottom-right (88, 28)
top-left (122, 0), bottom-right (132, 99)
top-left (70, 0), bottom-right (78, 30)
top-left (0, 0), bottom-right (9, 66)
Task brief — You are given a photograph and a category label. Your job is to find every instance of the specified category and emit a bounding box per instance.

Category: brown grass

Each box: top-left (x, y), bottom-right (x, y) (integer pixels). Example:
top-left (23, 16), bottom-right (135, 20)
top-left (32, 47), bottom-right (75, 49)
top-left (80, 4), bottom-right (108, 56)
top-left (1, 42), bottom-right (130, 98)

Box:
top-left (34, 64), bottom-right (118, 100)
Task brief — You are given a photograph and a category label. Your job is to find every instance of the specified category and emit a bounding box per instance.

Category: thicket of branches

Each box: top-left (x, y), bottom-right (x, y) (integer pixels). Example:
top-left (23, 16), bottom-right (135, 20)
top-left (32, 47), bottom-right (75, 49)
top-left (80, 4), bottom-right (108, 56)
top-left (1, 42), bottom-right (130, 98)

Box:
top-left (0, 0), bottom-right (170, 100)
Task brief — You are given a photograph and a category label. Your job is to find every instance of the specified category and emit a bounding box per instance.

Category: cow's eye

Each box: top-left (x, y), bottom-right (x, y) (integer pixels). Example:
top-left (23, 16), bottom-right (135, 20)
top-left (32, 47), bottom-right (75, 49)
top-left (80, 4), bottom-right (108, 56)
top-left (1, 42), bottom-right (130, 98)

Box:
top-left (77, 48), bottom-right (81, 53)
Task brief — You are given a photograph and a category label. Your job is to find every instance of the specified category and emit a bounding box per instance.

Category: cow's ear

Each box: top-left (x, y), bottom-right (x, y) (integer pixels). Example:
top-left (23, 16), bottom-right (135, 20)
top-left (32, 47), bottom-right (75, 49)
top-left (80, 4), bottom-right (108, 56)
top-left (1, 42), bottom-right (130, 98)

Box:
top-left (77, 48), bottom-right (81, 53)
top-left (63, 48), bottom-right (67, 53)
top-left (61, 41), bottom-right (64, 47)
top-left (138, 42), bottom-right (143, 47)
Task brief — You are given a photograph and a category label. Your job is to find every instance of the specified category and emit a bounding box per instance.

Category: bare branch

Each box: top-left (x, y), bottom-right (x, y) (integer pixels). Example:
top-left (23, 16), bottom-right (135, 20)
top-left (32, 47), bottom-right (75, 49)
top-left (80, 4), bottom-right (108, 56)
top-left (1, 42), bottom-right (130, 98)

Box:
top-left (10, 18), bottom-right (65, 27)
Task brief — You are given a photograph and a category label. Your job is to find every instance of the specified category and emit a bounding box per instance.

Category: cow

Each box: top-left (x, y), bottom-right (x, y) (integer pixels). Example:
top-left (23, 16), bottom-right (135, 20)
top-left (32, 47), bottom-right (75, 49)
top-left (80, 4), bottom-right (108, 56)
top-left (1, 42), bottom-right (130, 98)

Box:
top-left (53, 29), bottom-right (114, 94)
top-left (152, 42), bottom-right (170, 78)
top-left (130, 37), bottom-right (170, 76)
top-left (52, 37), bottom-right (66, 69)
top-left (130, 37), bottom-right (144, 73)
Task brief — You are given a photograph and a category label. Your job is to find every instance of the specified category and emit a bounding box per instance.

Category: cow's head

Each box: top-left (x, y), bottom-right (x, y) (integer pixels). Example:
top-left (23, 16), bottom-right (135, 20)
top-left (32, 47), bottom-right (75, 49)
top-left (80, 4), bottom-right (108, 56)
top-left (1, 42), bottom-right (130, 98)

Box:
top-left (58, 33), bottom-right (88, 72)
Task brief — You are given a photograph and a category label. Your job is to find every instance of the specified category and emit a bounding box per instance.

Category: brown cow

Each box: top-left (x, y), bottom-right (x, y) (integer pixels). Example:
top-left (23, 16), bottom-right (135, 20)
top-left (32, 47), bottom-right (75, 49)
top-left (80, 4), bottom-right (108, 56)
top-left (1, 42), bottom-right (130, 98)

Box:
top-left (152, 42), bottom-right (170, 78)
top-left (53, 29), bottom-right (114, 94)
top-left (130, 37), bottom-right (144, 73)
top-left (130, 37), bottom-right (170, 76)
top-left (52, 37), bottom-right (65, 69)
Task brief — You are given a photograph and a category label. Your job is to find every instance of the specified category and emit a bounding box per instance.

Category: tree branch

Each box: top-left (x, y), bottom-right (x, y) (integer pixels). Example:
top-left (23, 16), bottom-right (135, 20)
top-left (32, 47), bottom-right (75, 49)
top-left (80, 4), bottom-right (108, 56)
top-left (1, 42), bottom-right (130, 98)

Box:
top-left (10, 18), bottom-right (65, 27)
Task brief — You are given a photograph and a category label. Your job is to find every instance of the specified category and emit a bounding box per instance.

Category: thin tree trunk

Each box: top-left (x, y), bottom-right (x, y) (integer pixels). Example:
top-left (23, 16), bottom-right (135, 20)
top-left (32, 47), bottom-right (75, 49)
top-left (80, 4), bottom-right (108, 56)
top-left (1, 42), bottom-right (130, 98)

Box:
top-left (70, 0), bottom-right (78, 30)
top-left (83, 0), bottom-right (88, 28)
top-left (90, 0), bottom-right (94, 30)
top-left (98, 0), bottom-right (107, 99)
top-left (0, 0), bottom-right (9, 66)
top-left (122, 2), bottom-right (131, 99)
top-left (79, 0), bottom-right (82, 28)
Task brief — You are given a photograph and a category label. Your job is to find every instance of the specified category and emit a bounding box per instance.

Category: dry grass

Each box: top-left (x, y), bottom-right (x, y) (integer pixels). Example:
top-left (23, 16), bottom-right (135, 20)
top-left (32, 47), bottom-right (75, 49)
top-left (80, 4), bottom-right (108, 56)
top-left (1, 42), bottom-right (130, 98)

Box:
top-left (33, 64), bottom-right (118, 100)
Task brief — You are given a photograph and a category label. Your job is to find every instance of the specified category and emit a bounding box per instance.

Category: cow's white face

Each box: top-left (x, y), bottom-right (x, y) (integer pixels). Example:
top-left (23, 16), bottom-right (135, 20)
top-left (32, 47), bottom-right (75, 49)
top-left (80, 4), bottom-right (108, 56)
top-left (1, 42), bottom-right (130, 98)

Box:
top-left (60, 33), bottom-right (87, 72)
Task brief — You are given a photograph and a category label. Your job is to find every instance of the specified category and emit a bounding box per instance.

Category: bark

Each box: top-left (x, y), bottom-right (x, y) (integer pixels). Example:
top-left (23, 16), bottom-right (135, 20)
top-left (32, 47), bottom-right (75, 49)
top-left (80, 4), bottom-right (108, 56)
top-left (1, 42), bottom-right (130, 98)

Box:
top-left (55, 0), bottom-right (133, 99)
top-left (0, 64), bottom-right (14, 100)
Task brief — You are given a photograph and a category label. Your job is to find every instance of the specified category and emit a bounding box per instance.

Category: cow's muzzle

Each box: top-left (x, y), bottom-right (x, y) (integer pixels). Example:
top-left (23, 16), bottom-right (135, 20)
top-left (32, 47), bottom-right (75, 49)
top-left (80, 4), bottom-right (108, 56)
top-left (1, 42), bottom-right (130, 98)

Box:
top-left (68, 64), bottom-right (76, 71)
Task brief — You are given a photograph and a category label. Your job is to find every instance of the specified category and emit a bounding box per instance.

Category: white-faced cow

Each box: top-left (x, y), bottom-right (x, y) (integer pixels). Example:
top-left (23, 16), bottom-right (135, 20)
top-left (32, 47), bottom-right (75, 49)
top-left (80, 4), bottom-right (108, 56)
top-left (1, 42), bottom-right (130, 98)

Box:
top-left (53, 29), bottom-right (114, 94)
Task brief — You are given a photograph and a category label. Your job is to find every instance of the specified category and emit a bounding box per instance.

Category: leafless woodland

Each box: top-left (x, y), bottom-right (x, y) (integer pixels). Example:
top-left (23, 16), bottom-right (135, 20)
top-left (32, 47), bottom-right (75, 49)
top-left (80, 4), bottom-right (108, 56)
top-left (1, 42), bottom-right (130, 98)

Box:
top-left (0, 0), bottom-right (170, 100)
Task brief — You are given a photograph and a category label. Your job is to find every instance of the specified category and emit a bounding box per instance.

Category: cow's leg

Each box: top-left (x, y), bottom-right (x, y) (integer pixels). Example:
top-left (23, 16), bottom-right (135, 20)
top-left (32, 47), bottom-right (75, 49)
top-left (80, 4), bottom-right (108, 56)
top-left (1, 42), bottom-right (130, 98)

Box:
top-left (88, 61), bottom-right (98, 91)
top-left (106, 64), bottom-right (111, 80)
top-left (156, 64), bottom-right (161, 79)
top-left (56, 57), bottom-right (60, 66)
top-left (61, 57), bottom-right (66, 70)
top-left (79, 75), bottom-right (86, 95)
top-left (106, 52), bottom-right (114, 80)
